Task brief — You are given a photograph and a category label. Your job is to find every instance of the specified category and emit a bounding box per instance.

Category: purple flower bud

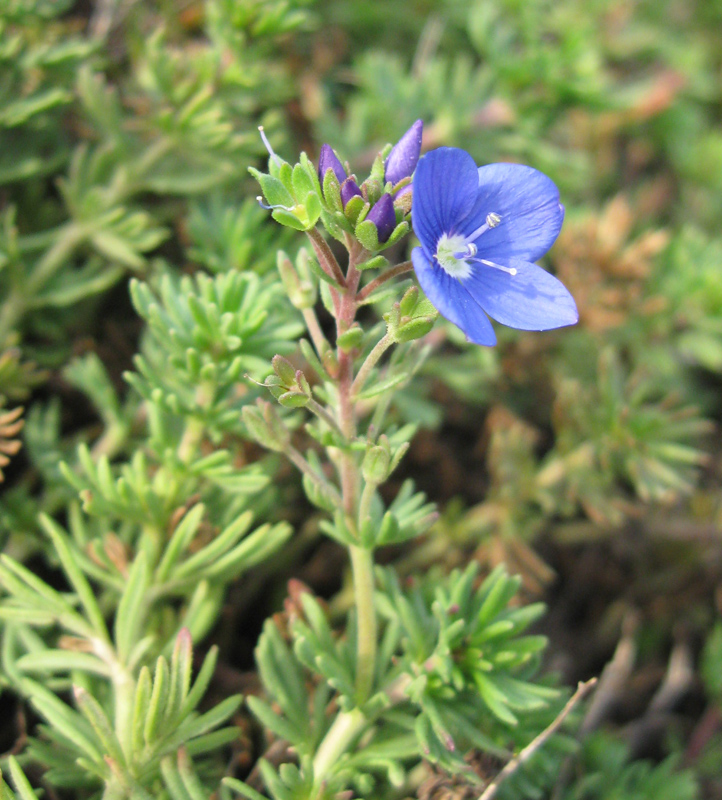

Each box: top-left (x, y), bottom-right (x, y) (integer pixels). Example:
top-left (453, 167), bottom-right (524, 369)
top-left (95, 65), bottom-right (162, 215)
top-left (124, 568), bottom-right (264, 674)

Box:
top-left (385, 119), bottom-right (423, 185)
top-left (318, 144), bottom-right (347, 185)
top-left (366, 193), bottom-right (396, 243)
top-left (340, 177), bottom-right (363, 207)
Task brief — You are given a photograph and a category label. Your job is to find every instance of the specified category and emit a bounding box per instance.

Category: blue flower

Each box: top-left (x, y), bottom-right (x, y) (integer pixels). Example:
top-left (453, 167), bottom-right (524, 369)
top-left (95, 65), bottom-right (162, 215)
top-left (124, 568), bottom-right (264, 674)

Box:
top-left (411, 147), bottom-right (578, 346)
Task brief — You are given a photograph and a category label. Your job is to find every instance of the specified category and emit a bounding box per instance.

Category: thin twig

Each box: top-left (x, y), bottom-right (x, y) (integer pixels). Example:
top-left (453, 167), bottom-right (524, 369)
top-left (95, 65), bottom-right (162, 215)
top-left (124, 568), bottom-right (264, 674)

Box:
top-left (477, 678), bottom-right (598, 800)
top-left (580, 613), bottom-right (638, 735)
top-left (306, 398), bottom-right (345, 439)
top-left (350, 334), bottom-right (393, 397)
top-left (285, 445), bottom-right (342, 506)
top-left (301, 307), bottom-right (329, 357)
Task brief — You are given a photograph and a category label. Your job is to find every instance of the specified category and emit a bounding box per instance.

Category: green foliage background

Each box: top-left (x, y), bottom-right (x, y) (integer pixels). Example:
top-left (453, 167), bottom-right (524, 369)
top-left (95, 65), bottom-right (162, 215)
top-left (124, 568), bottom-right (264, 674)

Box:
top-left (1, 0), bottom-right (722, 798)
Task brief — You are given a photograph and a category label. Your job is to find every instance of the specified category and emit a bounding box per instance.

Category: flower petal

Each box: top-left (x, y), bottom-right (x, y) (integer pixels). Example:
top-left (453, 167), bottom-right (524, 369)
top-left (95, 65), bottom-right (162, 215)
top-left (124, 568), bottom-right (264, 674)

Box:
top-left (460, 163), bottom-right (564, 262)
top-left (412, 148), bottom-right (479, 257)
top-left (367, 193), bottom-right (396, 243)
top-left (412, 247), bottom-right (497, 345)
top-left (318, 144), bottom-right (347, 184)
top-left (463, 257), bottom-right (578, 331)
top-left (340, 177), bottom-right (362, 207)
top-left (385, 119), bottom-right (423, 185)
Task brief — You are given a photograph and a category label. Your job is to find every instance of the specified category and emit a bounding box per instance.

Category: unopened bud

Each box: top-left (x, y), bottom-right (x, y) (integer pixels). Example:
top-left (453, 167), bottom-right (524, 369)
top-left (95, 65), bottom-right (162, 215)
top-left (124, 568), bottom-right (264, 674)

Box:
top-left (272, 354), bottom-right (296, 388)
top-left (399, 286), bottom-right (420, 317)
top-left (362, 443), bottom-right (391, 485)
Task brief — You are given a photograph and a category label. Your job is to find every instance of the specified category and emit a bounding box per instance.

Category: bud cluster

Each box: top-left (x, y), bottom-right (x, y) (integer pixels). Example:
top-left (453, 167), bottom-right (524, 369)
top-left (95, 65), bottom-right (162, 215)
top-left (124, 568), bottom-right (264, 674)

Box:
top-left (252, 121), bottom-right (423, 255)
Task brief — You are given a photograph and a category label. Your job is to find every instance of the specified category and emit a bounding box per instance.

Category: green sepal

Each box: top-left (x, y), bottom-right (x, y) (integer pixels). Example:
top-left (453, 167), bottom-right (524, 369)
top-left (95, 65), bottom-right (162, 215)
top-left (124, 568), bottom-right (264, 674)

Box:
top-left (272, 354), bottom-right (296, 387)
top-left (354, 219), bottom-right (383, 252)
top-left (399, 286), bottom-right (421, 317)
top-left (271, 208), bottom-right (308, 231)
top-left (362, 174), bottom-right (384, 206)
top-left (344, 195), bottom-right (368, 226)
top-left (319, 207), bottom-right (350, 241)
top-left (271, 196), bottom-right (321, 231)
top-left (278, 390), bottom-right (310, 408)
top-left (248, 168), bottom-right (293, 208)
top-left (292, 163), bottom-right (316, 203)
top-left (355, 218), bottom-right (409, 254)
top-left (369, 153), bottom-right (387, 185)
top-left (395, 315), bottom-right (437, 342)
top-left (322, 169), bottom-right (343, 212)
top-left (268, 158), bottom-right (294, 191)
top-left (299, 151), bottom-right (323, 196)
top-left (384, 220), bottom-right (410, 248)
top-left (357, 254), bottom-right (389, 271)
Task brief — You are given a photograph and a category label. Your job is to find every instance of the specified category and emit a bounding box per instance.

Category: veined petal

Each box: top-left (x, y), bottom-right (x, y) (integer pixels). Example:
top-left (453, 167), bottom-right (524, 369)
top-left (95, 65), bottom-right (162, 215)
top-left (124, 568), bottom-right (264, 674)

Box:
top-left (412, 148), bottom-right (479, 257)
top-left (412, 248), bottom-right (496, 345)
top-left (461, 163), bottom-right (564, 262)
top-left (463, 257), bottom-right (578, 331)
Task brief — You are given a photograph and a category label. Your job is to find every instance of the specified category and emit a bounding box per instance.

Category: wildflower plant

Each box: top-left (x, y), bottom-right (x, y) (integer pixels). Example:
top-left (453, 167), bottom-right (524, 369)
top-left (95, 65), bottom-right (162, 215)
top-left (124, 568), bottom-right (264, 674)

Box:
top-left (2, 1), bottom-right (718, 798)
top-left (228, 122), bottom-right (588, 800)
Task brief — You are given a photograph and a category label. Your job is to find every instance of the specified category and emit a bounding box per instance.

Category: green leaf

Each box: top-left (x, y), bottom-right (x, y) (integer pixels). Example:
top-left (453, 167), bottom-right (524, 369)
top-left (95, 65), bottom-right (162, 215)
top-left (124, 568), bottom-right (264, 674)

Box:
top-left (40, 515), bottom-right (109, 640)
top-left (16, 649), bottom-right (110, 677)
top-left (6, 757), bottom-right (41, 800)
top-left (114, 551), bottom-right (150, 663)
top-left (74, 686), bottom-right (127, 769)
top-left (144, 656), bottom-right (170, 746)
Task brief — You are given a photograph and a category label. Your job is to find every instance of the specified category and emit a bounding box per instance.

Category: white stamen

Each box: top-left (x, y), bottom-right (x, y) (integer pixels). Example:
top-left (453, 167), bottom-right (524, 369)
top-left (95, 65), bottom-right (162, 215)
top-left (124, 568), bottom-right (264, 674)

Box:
top-left (258, 126), bottom-right (281, 165)
top-left (480, 258), bottom-right (517, 276)
top-left (256, 195), bottom-right (294, 212)
top-left (434, 220), bottom-right (514, 281)
top-left (464, 211), bottom-right (502, 244)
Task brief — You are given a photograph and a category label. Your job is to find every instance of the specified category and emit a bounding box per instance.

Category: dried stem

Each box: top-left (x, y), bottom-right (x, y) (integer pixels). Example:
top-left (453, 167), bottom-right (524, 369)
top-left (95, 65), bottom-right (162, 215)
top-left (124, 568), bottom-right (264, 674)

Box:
top-left (478, 678), bottom-right (598, 800)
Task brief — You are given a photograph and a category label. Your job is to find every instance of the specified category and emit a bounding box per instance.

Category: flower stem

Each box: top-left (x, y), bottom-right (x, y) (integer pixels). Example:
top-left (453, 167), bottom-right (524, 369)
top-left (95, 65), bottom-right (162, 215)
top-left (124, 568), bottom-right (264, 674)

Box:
top-left (349, 544), bottom-right (377, 702)
top-left (302, 306), bottom-right (329, 356)
top-left (350, 334), bottom-right (393, 397)
top-left (312, 707), bottom-right (366, 780)
top-left (307, 228), bottom-right (346, 286)
top-left (357, 261), bottom-right (413, 303)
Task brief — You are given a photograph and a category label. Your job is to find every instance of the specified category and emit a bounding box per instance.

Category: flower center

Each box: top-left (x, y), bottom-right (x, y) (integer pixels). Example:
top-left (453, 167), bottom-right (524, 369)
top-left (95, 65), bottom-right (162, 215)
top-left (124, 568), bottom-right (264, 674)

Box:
top-left (434, 213), bottom-right (510, 280)
top-left (435, 233), bottom-right (472, 278)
